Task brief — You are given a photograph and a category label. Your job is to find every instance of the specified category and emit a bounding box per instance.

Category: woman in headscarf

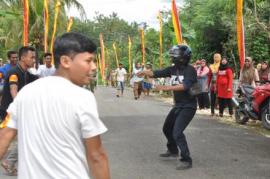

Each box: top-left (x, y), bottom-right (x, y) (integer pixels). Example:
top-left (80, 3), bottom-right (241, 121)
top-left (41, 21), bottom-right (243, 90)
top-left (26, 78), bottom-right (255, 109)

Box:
top-left (196, 59), bottom-right (210, 109)
top-left (216, 57), bottom-right (234, 117)
top-left (208, 53), bottom-right (221, 116)
top-left (239, 57), bottom-right (259, 88)
top-left (258, 61), bottom-right (270, 83)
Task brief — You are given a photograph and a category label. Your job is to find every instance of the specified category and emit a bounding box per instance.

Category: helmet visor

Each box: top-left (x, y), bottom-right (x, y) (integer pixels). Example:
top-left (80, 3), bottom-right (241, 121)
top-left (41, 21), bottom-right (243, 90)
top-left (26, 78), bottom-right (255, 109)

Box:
top-left (169, 46), bottom-right (182, 58)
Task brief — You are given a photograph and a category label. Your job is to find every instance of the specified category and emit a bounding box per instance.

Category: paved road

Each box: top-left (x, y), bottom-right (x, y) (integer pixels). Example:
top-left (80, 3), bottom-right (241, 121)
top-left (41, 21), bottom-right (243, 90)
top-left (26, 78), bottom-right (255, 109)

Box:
top-left (1, 86), bottom-right (270, 179)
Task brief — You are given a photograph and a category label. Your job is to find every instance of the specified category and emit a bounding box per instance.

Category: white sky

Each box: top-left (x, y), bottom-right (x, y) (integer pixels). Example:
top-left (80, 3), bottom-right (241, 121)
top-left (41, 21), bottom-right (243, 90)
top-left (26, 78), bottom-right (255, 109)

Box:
top-left (68, 0), bottom-right (183, 29)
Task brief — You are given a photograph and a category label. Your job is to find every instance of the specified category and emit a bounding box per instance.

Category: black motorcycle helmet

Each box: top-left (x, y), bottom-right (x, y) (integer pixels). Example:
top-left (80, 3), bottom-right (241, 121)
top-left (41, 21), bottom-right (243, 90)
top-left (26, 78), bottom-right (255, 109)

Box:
top-left (169, 44), bottom-right (192, 66)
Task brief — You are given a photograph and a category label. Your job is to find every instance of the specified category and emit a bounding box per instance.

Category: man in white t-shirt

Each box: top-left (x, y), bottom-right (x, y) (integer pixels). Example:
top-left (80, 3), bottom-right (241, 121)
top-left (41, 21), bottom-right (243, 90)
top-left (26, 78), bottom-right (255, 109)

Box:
top-left (37, 53), bottom-right (56, 77)
top-left (0, 32), bottom-right (110, 179)
top-left (115, 63), bottom-right (127, 97)
top-left (132, 62), bottom-right (144, 100)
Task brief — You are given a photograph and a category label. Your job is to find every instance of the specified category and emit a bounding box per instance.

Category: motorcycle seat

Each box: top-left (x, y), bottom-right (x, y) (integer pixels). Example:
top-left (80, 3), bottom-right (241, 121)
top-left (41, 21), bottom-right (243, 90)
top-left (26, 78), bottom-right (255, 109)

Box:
top-left (242, 85), bottom-right (254, 98)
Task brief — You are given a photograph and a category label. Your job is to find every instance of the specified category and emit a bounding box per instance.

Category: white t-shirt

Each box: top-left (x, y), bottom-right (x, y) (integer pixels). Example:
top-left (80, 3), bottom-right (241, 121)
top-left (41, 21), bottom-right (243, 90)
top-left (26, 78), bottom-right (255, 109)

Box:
top-left (132, 67), bottom-right (144, 82)
top-left (37, 65), bottom-right (56, 77)
top-left (6, 76), bottom-right (107, 179)
top-left (116, 67), bottom-right (127, 82)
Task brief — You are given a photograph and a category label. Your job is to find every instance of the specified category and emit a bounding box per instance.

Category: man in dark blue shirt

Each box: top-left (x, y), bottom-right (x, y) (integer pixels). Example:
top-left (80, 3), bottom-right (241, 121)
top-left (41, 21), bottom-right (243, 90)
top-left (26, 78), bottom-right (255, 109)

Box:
top-left (138, 44), bottom-right (197, 170)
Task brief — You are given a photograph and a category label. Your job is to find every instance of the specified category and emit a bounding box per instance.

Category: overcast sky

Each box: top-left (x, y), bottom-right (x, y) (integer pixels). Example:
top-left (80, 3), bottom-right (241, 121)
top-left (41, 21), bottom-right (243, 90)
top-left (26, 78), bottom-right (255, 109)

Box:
top-left (68, 0), bottom-right (183, 29)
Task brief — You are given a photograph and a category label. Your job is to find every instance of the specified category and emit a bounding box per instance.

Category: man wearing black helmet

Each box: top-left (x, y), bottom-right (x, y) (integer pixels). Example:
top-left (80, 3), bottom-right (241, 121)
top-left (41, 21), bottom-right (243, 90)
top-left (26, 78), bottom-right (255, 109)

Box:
top-left (138, 44), bottom-right (197, 170)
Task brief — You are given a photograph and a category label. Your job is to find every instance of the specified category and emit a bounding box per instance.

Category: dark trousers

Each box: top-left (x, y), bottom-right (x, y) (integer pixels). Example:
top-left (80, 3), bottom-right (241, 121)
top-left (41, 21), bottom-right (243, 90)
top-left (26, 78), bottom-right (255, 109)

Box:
top-left (218, 98), bottom-right (233, 115)
top-left (197, 92), bottom-right (210, 109)
top-left (163, 107), bottom-right (196, 161)
top-left (210, 91), bottom-right (217, 114)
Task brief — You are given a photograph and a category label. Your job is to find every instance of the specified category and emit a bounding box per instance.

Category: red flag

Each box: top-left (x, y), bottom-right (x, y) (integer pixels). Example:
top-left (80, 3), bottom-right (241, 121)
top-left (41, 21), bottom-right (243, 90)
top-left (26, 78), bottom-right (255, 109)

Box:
top-left (23, 0), bottom-right (29, 46)
top-left (236, 0), bottom-right (245, 69)
top-left (171, 0), bottom-right (182, 44)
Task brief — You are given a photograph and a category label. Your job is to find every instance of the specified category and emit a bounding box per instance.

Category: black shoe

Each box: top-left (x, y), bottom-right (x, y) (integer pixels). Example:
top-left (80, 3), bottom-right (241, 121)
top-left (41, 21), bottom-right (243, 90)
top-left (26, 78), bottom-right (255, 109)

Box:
top-left (159, 151), bottom-right (178, 158)
top-left (176, 160), bottom-right (192, 170)
top-left (116, 95), bottom-right (120, 97)
top-left (134, 97), bottom-right (138, 100)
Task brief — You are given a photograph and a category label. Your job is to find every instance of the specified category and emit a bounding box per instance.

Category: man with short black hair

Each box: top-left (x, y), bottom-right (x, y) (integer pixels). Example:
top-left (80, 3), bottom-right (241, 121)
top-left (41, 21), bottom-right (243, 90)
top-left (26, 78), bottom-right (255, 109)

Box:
top-left (0, 46), bottom-right (37, 175)
top-left (0, 51), bottom-right (18, 82)
top-left (0, 46), bottom-right (36, 121)
top-left (115, 62), bottom-right (127, 97)
top-left (0, 33), bottom-right (110, 179)
top-left (37, 52), bottom-right (55, 77)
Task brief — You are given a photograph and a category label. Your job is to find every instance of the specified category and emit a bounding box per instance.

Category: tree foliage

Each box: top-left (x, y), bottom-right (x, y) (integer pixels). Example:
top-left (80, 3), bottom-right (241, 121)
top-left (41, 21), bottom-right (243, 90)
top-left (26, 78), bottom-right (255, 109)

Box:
top-left (0, 0), bottom-right (269, 71)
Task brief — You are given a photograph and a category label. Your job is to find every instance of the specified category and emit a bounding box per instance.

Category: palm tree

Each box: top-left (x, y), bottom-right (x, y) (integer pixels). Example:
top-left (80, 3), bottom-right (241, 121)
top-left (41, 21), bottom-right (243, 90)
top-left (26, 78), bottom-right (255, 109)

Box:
top-left (0, 0), bottom-right (85, 58)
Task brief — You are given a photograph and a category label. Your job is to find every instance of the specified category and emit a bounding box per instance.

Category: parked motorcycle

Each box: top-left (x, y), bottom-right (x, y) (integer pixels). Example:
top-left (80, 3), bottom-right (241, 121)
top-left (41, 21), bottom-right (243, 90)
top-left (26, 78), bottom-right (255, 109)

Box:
top-left (233, 83), bottom-right (270, 130)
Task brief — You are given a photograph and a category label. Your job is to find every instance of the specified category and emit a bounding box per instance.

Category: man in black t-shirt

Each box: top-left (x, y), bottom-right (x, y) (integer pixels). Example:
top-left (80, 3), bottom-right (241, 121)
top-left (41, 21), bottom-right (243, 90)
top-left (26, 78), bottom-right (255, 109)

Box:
top-left (0, 46), bottom-right (37, 121)
top-left (0, 46), bottom-right (37, 175)
top-left (138, 44), bottom-right (197, 170)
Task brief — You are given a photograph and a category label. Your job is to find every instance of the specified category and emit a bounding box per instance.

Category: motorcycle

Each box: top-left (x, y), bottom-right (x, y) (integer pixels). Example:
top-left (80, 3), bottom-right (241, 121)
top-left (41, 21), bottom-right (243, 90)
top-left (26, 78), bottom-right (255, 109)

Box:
top-left (233, 82), bottom-right (270, 130)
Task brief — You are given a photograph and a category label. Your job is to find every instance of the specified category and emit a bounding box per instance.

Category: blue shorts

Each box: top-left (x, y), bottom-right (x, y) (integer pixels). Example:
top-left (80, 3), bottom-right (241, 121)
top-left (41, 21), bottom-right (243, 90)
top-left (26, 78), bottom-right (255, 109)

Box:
top-left (143, 82), bottom-right (152, 89)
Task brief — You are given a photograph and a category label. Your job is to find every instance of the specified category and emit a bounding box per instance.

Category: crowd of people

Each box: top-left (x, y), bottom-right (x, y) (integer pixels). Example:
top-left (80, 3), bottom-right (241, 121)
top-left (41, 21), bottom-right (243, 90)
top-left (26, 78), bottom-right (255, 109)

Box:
top-left (0, 31), bottom-right (269, 177)
top-left (0, 33), bottom-right (110, 178)
top-left (194, 54), bottom-right (269, 117)
top-left (106, 61), bottom-right (154, 100)
top-left (0, 48), bottom-right (56, 176)
top-left (105, 52), bottom-right (269, 119)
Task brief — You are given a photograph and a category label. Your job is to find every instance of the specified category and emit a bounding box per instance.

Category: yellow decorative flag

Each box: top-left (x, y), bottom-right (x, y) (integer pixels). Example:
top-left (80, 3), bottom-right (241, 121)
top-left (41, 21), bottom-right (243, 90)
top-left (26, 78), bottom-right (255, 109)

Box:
top-left (106, 48), bottom-right (110, 70)
top-left (67, 17), bottom-right (74, 32)
top-left (97, 54), bottom-right (102, 74)
top-left (128, 36), bottom-right (132, 73)
top-left (44, 0), bottom-right (49, 52)
top-left (139, 29), bottom-right (145, 64)
top-left (23, 0), bottom-right (29, 46)
top-left (236, 0), bottom-right (245, 69)
top-left (158, 11), bottom-right (163, 69)
top-left (50, 1), bottom-right (61, 54)
top-left (99, 33), bottom-right (106, 80)
top-left (171, 0), bottom-right (182, 44)
top-left (113, 43), bottom-right (119, 68)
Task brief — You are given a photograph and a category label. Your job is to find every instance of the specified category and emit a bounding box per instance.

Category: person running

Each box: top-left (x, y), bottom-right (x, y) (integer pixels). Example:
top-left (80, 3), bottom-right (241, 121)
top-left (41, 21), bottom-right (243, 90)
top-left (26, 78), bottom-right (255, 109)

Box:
top-left (37, 52), bottom-right (55, 77)
top-left (132, 61), bottom-right (144, 100)
top-left (143, 62), bottom-right (153, 96)
top-left (0, 46), bottom-right (37, 176)
top-left (0, 32), bottom-right (110, 179)
top-left (138, 44), bottom-right (197, 170)
top-left (115, 62), bottom-right (127, 97)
